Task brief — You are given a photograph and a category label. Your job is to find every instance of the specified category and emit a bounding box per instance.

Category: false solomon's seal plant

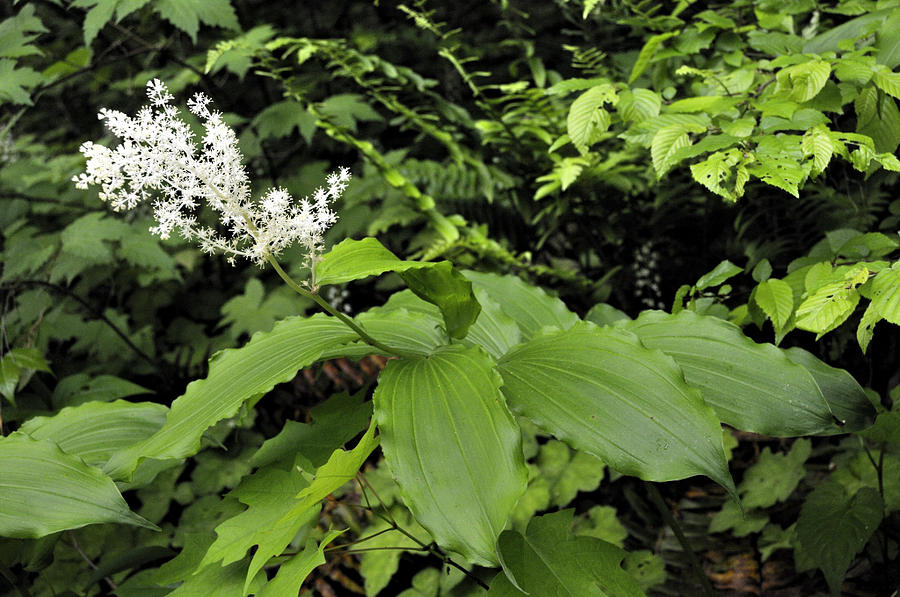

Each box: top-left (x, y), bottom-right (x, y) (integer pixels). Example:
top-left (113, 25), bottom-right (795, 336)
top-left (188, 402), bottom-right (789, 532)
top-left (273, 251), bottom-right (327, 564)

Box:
top-left (6, 79), bottom-right (875, 594)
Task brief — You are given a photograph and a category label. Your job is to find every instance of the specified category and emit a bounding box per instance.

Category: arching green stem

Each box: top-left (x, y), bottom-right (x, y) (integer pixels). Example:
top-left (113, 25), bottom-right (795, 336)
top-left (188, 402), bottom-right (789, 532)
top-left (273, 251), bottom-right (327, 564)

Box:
top-left (265, 255), bottom-right (420, 360)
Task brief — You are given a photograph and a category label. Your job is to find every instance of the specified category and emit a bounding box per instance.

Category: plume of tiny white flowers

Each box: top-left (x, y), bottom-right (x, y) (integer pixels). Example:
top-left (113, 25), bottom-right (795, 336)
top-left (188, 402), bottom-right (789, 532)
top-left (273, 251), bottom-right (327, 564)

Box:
top-left (72, 79), bottom-right (350, 271)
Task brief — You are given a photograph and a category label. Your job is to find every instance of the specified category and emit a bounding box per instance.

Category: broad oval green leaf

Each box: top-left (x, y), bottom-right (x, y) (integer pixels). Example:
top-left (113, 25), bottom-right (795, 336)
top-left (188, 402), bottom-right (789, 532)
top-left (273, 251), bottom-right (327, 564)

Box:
top-left (373, 345), bottom-right (527, 566)
top-left (567, 85), bottom-right (617, 155)
top-left (629, 32), bottom-right (678, 84)
top-left (380, 288), bottom-right (522, 359)
top-left (320, 307), bottom-right (447, 360)
top-left (492, 510), bottom-right (645, 597)
top-left (754, 278), bottom-right (794, 330)
top-left (796, 281), bottom-right (860, 336)
top-left (19, 400), bottom-right (168, 466)
top-left (315, 238), bottom-right (479, 338)
top-left (622, 310), bottom-right (841, 436)
top-left (0, 434), bottom-right (157, 538)
top-left (464, 271), bottom-right (579, 339)
top-left (498, 322), bottom-right (735, 494)
top-left (783, 347), bottom-right (876, 433)
top-left (104, 315), bottom-right (358, 480)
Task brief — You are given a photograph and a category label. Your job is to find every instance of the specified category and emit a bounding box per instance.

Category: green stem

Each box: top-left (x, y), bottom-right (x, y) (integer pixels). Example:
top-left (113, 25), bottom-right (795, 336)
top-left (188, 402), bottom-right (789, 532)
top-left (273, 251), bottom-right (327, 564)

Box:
top-left (646, 482), bottom-right (715, 597)
top-left (265, 255), bottom-right (420, 360)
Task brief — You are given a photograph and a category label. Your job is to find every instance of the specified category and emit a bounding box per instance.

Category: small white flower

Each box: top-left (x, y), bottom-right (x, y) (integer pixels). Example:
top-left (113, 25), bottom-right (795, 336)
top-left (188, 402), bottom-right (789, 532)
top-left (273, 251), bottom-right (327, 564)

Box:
top-left (73, 79), bottom-right (349, 272)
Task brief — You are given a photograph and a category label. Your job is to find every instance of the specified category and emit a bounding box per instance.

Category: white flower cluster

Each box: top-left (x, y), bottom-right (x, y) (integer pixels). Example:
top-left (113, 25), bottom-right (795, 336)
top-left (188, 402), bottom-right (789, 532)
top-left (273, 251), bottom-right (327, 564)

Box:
top-left (73, 79), bottom-right (349, 268)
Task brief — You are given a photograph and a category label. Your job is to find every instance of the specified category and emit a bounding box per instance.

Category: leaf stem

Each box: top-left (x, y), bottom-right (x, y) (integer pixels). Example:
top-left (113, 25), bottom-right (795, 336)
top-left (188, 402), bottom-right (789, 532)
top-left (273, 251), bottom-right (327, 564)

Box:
top-left (355, 472), bottom-right (490, 590)
top-left (646, 482), bottom-right (715, 597)
top-left (264, 255), bottom-right (420, 360)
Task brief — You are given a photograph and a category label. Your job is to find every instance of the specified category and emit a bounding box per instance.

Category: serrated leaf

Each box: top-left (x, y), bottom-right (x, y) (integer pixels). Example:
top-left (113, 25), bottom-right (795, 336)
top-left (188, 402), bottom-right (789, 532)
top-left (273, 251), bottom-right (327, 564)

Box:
top-left (873, 65), bottom-right (900, 99)
top-left (696, 259), bottom-right (743, 290)
top-left (253, 100), bottom-right (317, 144)
top-left (621, 310), bottom-right (848, 436)
top-left (747, 156), bottom-right (805, 198)
top-left (493, 510), bottom-right (645, 596)
top-left (0, 4), bottom-right (47, 59)
top-left (498, 322), bottom-right (735, 495)
top-left (783, 59), bottom-right (832, 103)
top-left (739, 439), bottom-right (811, 509)
top-left (104, 314), bottom-right (359, 480)
top-left (802, 127), bottom-right (834, 175)
top-left (257, 530), bottom-right (344, 597)
top-left (690, 149), bottom-right (742, 200)
top-left (865, 264), bottom-right (900, 324)
top-left (796, 281), bottom-right (861, 336)
top-left (245, 422), bottom-right (379, 594)
top-left (617, 88), bottom-right (661, 123)
top-left (545, 77), bottom-right (610, 96)
top-left (621, 113), bottom-right (710, 147)
top-left (373, 345), bottom-right (527, 566)
top-left (796, 483), bottom-right (883, 596)
top-left (197, 467), bottom-right (316, 577)
top-left (709, 500), bottom-right (769, 537)
top-left (153, 0), bottom-right (239, 43)
top-left (567, 85), bottom-right (616, 155)
top-left (0, 434), bottom-right (157, 538)
top-left (629, 32), bottom-right (678, 84)
top-left (664, 95), bottom-right (740, 114)
top-left (60, 212), bottom-right (130, 265)
top-left (754, 278), bottom-right (794, 331)
top-left (79, 0), bottom-right (117, 46)
top-left (319, 93), bottom-right (384, 132)
top-left (251, 391), bottom-right (372, 471)
top-left (651, 125), bottom-right (691, 178)
top-left (0, 59), bottom-right (43, 105)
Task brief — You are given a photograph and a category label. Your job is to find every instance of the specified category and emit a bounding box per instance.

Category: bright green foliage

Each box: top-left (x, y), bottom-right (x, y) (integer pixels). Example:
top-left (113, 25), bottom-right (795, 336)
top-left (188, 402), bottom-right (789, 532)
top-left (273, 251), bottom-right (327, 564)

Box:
top-left (499, 322), bottom-right (736, 495)
top-left (0, 434), bottom-right (157, 538)
top-left (753, 278), bottom-right (794, 335)
top-left (0, 347), bottom-right (51, 404)
top-left (623, 310), bottom-right (875, 435)
top-left (796, 483), bottom-right (884, 596)
top-left (257, 529), bottom-right (344, 597)
top-left (3, 0), bottom-right (899, 593)
top-left (250, 391), bottom-right (373, 471)
top-left (373, 345), bottom-right (527, 566)
top-left (104, 315), bottom-right (359, 480)
top-left (738, 440), bottom-right (812, 510)
top-left (219, 278), bottom-right (312, 340)
top-left (553, 6), bottom-right (900, 201)
top-left (464, 271), bottom-right (580, 339)
top-left (709, 500), bottom-right (769, 538)
top-left (492, 510), bottom-right (646, 596)
top-left (236, 422), bottom-right (379, 594)
top-left (358, 509), bottom-right (431, 597)
top-left (72, 0), bottom-right (239, 44)
top-left (621, 551), bottom-right (667, 592)
top-left (315, 237), bottom-right (481, 338)
top-left (511, 439), bottom-right (606, 529)
top-left (573, 505), bottom-right (628, 547)
top-left (196, 467), bottom-right (316, 576)
top-left (17, 400), bottom-right (167, 466)
top-left (831, 450), bottom-right (900, 514)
